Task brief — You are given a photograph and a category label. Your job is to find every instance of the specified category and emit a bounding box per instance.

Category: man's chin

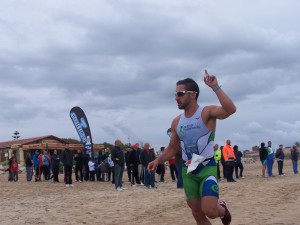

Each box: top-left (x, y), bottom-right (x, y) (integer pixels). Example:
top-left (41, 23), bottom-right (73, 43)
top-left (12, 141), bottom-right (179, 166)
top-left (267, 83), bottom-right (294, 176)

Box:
top-left (177, 105), bottom-right (184, 110)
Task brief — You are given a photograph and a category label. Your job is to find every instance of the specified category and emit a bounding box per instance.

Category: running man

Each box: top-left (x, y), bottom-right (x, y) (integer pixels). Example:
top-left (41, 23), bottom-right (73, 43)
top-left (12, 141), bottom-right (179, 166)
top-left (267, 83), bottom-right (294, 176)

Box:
top-left (148, 70), bottom-right (236, 225)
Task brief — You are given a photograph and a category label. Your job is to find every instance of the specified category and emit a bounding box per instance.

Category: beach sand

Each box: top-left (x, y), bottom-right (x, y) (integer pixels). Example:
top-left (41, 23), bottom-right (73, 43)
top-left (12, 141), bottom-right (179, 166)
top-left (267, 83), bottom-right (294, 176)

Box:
top-left (0, 160), bottom-right (299, 225)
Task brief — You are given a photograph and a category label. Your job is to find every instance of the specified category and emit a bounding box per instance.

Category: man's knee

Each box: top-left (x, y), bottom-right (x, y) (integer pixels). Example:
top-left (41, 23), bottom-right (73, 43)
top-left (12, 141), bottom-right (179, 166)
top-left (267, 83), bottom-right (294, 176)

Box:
top-left (191, 208), bottom-right (207, 221)
top-left (202, 204), bottom-right (219, 219)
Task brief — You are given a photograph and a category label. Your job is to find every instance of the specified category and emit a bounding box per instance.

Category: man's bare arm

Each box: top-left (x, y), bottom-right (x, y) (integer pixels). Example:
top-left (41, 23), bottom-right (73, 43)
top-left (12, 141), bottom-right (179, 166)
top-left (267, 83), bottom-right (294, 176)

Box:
top-left (147, 117), bottom-right (181, 172)
top-left (204, 70), bottom-right (236, 120)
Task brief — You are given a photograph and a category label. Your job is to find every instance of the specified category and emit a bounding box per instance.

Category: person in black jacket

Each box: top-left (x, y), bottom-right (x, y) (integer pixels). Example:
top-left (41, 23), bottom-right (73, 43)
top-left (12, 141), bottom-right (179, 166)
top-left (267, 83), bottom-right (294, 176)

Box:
top-left (61, 148), bottom-right (73, 187)
top-left (157, 147), bottom-right (166, 182)
top-left (83, 150), bottom-right (90, 181)
top-left (291, 145), bottom-right (299, 174)
top-left (128, 144), bottom-right (141, 185)
top-left (51, 149), bottom-right (60, 182)
top-left (25, 153), bottom-right (33, 182)
top-left (111, 139), bottom-right (125, 191)
top-left (259, 142), bottom-right (268, 178)
top-left (125, 148), bottom-right (132, 182)
top-left (233, 145), bottom-right (244, 179)
top-left (74, 149), bottom-right (84, 182)
top-left (140, 143), bottom-right (156, 188)
top-left (220, 146), bottom-right (226, 179)
top-left (275, 144), bottom-right (285, 176)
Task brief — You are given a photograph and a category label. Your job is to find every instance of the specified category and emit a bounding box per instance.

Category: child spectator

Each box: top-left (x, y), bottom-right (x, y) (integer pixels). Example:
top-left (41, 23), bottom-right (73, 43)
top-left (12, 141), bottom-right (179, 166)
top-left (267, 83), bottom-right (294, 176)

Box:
top-left (100, 161), bottom-right (108, 181)
top-left (88, 158), bottom-right (95, 181)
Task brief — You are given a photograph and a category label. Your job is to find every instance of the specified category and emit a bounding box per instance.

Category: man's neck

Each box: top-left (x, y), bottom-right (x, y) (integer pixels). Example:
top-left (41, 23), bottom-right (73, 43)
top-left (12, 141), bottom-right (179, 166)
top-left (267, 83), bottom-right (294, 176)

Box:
top-left (184, 103), bottom-right (199, 118)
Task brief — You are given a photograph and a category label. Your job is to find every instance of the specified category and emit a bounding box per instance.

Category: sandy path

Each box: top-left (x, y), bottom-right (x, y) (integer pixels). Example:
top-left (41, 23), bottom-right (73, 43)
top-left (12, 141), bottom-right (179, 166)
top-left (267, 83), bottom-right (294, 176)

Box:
top-left (0, 160), bottom-right (299, 225)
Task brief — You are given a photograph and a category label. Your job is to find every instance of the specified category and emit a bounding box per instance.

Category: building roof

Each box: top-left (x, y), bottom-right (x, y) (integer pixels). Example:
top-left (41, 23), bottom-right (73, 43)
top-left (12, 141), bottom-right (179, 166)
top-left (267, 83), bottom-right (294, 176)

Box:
top-left (0, 135), bottom-right (69, 148)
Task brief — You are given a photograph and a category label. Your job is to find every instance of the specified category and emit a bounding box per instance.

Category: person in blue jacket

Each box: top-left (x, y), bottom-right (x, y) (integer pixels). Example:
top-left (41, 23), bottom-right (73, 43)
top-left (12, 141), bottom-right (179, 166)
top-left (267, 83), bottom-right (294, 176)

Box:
top-left (33, 150), bottom-right (40, 182)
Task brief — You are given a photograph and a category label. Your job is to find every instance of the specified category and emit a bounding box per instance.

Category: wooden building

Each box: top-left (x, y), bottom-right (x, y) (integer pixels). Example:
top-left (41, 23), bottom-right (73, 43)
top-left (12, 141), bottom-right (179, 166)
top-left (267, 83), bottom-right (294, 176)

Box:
top-left (0, 135), bottom-right (104, 165)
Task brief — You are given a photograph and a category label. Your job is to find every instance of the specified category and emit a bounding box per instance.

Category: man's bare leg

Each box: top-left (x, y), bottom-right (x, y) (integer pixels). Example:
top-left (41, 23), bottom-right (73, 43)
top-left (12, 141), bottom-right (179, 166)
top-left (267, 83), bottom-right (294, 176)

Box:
top-left (187, 199), bottom-right (211, 225)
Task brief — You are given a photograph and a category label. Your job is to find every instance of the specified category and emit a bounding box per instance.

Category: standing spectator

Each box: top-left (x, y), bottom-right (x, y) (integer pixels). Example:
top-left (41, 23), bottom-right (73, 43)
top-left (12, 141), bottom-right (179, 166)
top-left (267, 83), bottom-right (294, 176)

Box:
top-left (74, 150), bottom-right (84, 182)
top-left (38, 152), bottom-right (43, 181)
top-left (168, 128), bottom-right (183, 188)
top-left (259, 142), bottom-right (268, 178)
top-left (100, 161), bottom-right (108, 181)
top-left (10, 157), bottom-right (19, 182)
top-left (83, 150), bottom-right (90, 181)
top-left (7, 154), bottom-right (15, 181)
top-left (213, 144), bottom-right (221, 180)
top-left (220, 146), bottom-right (226, 179)
top-left (168, 156), bottom-right (178, 182)
top-left (61, 148), bottom-right (74, 187)
top-left (94, 157), bottom-right (100, 181)
top-left (291, 145), bottom-right (299, 174)
top-left (140, 142), bottom-right (156, 188)
top-left (88, 158), bottom-right (95, 181)
top-left (97, 150), bottom-right (103, 165)
top-left (175, 149), bottom-right (183, 189)
top-left (106, 150), bottom-right (115, 183)
top-left (157, 147), bottom-right (166, 182)
top-left (25, 153), bottom-right (33, 182)
top-left (47, 151), bottom-right (52, 180)
top-left (111, 139), bottom-right (125, 191)
top-left (33, 150), bottom-right (40, 182)
top-left (51, 149), bottom-right (60, 182)
top-left (128, 144), bottom-right (141, 186)
top-left (125, 148), bottom-right (132, 182)
top-left (275, 144), bottom-right (285, 176)
top-left (222, 140), bottom-right (236, 182)
top-left (139, 147), bottom-right (145, 185)
top-left (267, 140), bottom-right (275, 177)
top-left (233, 145), bottom-right (244, 179)
top-left (42, 151), bottom-right (51, 181)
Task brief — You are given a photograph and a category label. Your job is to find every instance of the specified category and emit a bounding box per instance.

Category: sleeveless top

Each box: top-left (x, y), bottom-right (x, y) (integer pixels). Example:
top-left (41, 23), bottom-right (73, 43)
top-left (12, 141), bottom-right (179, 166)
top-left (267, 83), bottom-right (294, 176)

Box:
top-left (176, 106), bottom-right (215, 162)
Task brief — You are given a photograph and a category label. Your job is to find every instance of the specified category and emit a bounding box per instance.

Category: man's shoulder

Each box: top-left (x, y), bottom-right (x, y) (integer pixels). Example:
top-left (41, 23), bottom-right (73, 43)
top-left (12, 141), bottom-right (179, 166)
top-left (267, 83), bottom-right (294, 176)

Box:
top-left (171, 115), bottom-right (181, 129)
top-left (202, 105), bottom-right (218, 114)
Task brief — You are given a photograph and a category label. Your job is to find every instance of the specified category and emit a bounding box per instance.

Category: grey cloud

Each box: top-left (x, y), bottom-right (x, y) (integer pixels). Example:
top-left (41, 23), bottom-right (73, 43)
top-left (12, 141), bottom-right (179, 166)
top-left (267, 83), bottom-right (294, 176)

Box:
top-left (1, 0), bottom-right (300, 150)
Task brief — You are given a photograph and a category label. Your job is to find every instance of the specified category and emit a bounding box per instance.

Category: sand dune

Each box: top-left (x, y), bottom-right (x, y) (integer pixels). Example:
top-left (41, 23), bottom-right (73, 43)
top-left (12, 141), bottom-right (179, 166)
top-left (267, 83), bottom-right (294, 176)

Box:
top-left (0, 160), bottom-right (299, 225)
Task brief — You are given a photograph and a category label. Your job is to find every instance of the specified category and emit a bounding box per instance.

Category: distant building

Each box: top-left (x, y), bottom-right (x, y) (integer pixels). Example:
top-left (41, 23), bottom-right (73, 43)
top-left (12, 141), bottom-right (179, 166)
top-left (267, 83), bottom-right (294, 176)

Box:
top-left (0, 135), bottom-right (104, 165)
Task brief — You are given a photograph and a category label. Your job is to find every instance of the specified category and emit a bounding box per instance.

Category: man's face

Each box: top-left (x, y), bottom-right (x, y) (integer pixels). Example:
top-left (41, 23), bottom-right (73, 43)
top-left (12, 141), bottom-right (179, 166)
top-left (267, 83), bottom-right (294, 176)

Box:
top-left (268, 141), bottom-right (272, 146)
top-left (116, 140), bottom-right (122, 147)
top-left (175, 84), bottom-right (193, 110)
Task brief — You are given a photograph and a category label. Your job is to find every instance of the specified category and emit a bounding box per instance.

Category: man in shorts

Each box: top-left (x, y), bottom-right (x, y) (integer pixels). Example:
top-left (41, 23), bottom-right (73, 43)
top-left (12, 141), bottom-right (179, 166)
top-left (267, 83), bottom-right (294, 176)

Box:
top-left (148, 70), bottom-right (236, 225)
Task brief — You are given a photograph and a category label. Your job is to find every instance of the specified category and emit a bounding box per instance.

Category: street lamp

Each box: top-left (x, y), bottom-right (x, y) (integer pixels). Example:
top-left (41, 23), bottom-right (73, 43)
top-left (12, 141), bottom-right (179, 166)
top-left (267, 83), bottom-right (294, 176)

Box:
top-left (128, 137), bottom-right (131, 146)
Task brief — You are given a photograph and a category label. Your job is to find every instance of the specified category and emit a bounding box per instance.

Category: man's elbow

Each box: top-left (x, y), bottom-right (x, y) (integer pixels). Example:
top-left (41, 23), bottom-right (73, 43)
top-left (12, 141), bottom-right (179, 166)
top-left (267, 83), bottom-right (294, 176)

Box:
top-left (226, 105), bottom-right (237, 116)
top-left (219, 107), bottom-right (236, 120)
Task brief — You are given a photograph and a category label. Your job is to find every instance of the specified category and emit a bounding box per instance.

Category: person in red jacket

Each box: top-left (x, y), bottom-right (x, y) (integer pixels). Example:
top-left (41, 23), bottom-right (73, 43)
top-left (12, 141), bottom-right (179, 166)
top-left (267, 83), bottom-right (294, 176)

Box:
top-left (38, 152), bottom-right (43, 181)
top-left (222, 140), bottom-right (236, 182)
top-left (6, 157), bottom-right (19, 182)
top-left (168, 156), bottom-right (178, 182)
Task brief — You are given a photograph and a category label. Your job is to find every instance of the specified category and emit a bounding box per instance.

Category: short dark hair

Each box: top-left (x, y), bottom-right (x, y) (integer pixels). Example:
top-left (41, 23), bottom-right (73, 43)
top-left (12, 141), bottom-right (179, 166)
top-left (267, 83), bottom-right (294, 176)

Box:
top-left (176, 78), bottom-right (199, 100)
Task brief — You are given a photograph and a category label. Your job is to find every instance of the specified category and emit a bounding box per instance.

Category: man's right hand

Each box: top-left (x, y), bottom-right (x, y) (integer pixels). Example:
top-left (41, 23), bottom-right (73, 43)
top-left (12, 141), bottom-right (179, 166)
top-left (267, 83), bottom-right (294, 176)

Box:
top-left (147, 159), bottom-right (159, 173)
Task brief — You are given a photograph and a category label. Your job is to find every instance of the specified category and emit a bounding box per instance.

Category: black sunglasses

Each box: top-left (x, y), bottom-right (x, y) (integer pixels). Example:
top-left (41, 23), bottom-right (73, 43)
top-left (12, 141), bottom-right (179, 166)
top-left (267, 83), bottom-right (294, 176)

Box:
top-left (175, 91), bottom-right (196, 97)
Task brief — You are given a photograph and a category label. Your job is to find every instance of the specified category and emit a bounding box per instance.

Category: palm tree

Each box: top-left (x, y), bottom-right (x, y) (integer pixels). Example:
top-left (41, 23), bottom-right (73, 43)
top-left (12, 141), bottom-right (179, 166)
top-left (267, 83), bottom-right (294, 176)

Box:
top-left (12, 131), bottom-right (20, 140)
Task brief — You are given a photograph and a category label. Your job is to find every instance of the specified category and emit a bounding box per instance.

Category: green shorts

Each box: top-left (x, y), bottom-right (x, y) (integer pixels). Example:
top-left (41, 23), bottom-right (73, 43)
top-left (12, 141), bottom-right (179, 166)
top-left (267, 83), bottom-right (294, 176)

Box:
top-left (182, 165), bottom-right (219, 200)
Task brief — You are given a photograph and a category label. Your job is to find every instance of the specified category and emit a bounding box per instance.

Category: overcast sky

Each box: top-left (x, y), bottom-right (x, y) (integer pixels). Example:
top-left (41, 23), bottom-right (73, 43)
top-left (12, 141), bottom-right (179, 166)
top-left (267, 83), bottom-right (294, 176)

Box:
top-left (1, 0), bottom-right (300, 151)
